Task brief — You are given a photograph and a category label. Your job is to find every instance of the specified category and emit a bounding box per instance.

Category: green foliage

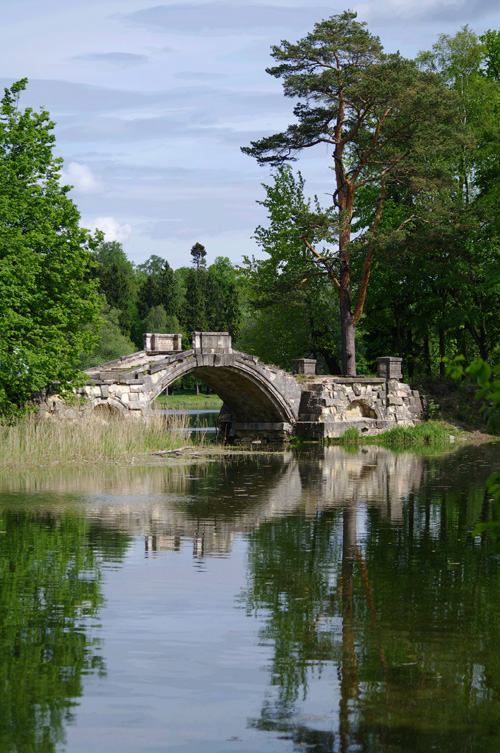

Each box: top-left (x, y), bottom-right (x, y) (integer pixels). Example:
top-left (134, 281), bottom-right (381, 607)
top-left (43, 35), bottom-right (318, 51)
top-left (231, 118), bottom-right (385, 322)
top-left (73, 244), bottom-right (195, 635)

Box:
top-left (481, 29), bottom-right (500, 81)
top-left (339, 427), bottom-right (360, 442)
top-left (373, 422), bottom-right (454, 446)
top-left (357, 26), bottom-right (500, 376)
top-left (240, 166), bottom-right (341, 371)
top-left (79, 302), bottom-right (136, 369)
top-left (334, 421), bottom-right (454, 446)
top-left (446, 356), bottom-right (500, 433)
top-left (144, 304), bottom-right (168, 332)
top-left (0, 79), bottom-right (100, 416)
top-left (182, 257), bottom-right (242, 342)
top-left (182, 267), bottom-right (207, 334)
top-left (190, 241), bottom-right (207, 270)
top-left (447, 355), bottom-right (500, 540)
top-left (93, 240), bottom-right (140, 341)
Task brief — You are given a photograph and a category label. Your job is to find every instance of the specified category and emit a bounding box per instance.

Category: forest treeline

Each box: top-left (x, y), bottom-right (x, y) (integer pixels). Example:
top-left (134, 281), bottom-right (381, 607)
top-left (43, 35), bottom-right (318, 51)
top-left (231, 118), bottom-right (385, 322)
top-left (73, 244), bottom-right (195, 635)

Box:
top-left (88, 20), bottom-right (500, 381)
top-left (82, 240), bottom-right (242, 369)
top-left (2, 18), bottom-right (500, 415)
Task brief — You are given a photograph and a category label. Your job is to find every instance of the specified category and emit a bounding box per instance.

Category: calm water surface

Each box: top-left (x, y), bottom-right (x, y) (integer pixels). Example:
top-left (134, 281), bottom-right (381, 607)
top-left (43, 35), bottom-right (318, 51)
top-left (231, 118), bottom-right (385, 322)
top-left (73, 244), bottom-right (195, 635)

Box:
top-left (0, 443), bottom-right (499, 753)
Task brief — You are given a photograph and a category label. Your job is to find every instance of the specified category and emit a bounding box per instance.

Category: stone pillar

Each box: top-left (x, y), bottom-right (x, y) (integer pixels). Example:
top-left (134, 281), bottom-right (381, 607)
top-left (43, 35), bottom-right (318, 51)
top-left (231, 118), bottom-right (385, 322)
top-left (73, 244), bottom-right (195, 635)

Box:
top-left (292, 358), bottom-right (317, 376)
top-left (376, 357), bottom-right (403, 380)
top-left (144, 333), bottom-right (182, 353)
top-left (192, 332), bottom-right (232, 354)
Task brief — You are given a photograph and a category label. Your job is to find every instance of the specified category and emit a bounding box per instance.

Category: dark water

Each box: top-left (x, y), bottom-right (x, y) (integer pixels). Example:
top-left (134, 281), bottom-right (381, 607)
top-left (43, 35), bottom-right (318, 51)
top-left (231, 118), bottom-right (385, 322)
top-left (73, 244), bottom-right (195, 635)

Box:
top-left (0, 443), bottom-right (499, 753)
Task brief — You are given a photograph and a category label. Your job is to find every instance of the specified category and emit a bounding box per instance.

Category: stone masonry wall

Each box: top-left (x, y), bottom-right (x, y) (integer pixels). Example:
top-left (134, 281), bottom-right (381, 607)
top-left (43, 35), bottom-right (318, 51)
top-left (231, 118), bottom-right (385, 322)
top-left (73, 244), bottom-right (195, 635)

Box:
top-left (294, 376), bottom-right (423, 439)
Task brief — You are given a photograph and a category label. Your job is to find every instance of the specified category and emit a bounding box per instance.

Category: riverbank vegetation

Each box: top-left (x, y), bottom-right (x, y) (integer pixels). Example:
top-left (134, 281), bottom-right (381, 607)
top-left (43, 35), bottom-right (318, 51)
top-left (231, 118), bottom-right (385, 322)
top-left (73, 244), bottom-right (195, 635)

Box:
top-left (336, 421), bottom-right (464, 447)
top-left (0, 413), bottom-right (195, 470)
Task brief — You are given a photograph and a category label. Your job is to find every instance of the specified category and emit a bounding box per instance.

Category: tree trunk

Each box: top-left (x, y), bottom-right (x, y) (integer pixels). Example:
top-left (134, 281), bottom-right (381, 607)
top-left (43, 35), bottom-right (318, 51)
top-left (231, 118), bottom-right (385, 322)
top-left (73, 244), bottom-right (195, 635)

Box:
top-left (423, 332), bottom-right (432, 376)
top-left (395, 311), bottom-right (401, 358)
top-left (407, 328), bottom-right (414, 378)
top-left (339, 247), bottom-right (356, 376)
top-left (340, 300), bottom-right (356, 376)
top-left (321, 349), bottom-right (342, 376)
top-left (439, 328), bottom-right (446, 379)
top-left (340, 505), bottom-right (358, 752)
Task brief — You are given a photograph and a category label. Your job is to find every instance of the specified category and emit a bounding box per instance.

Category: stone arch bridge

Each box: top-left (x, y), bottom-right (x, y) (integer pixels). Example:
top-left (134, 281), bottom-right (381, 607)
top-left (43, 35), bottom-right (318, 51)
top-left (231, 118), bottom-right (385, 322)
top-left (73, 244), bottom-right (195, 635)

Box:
top-left (42, 332), bottom-right (423, 443)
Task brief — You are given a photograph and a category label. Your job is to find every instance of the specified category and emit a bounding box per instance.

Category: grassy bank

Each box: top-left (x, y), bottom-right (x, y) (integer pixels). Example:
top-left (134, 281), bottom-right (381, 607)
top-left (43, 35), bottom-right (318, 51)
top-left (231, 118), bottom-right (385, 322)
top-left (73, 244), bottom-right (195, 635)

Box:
top-left (155, 394), bottom-right (223, 410)
top-left (0, 412), bottom-right (196, 469)
top-left (335, 421), bottom-right (464, 447)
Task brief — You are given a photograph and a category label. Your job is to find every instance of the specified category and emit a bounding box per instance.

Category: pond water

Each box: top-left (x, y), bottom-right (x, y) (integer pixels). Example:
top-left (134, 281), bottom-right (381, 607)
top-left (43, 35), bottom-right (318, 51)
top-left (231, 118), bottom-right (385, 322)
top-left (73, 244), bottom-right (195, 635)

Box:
top-left (157, 408), bottom-right (219, 433)
top-left (0, 443), bottom-right (499, 753)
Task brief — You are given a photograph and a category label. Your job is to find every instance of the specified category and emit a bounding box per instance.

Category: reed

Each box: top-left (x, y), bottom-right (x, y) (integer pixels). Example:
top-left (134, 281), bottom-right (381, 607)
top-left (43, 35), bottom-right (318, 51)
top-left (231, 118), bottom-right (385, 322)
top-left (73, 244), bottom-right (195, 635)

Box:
top-left (0, 411), bottom-right (194, 469)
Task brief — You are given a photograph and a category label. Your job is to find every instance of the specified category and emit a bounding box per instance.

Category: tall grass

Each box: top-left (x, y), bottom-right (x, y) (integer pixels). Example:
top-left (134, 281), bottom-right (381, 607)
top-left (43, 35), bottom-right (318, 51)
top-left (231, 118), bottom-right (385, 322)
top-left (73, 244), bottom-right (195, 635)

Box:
top-left (373, 421), bottom-right (456, 446)
top-left (0, 412), bottom-right (194, 469)
top-left (336, 421), bottom-right (458, 447)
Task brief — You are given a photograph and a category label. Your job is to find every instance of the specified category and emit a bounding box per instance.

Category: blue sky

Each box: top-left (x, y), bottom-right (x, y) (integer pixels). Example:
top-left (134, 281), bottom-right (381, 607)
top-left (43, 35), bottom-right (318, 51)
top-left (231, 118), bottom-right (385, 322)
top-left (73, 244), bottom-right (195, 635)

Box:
top-left (2, 0), bottom-right (500, 268)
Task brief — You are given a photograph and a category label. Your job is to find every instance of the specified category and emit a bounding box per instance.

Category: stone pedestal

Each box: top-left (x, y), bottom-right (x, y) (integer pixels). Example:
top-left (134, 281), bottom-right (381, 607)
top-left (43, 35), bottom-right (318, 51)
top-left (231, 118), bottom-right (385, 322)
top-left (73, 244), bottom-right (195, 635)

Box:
top-left (376, 356), bottom-right (403, 380)
top-left (192, 331), bottom-right (232, 354)
top-left (144, 333), bottom-right (182, 353)
top-left (292, 359), bottom-right (317, 376)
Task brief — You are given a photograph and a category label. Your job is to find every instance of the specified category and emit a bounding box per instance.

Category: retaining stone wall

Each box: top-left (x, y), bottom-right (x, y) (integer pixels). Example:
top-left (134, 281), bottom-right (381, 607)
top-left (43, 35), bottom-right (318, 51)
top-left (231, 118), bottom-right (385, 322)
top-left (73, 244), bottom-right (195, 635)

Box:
top-left (294, 377), bottom-right (423, 439)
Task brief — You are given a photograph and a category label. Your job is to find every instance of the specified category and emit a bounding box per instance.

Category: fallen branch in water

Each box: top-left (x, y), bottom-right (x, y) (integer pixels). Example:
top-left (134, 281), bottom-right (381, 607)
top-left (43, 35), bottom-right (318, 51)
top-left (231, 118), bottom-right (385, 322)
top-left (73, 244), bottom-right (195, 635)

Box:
top-left (152, 446), bottom-right (192, 456)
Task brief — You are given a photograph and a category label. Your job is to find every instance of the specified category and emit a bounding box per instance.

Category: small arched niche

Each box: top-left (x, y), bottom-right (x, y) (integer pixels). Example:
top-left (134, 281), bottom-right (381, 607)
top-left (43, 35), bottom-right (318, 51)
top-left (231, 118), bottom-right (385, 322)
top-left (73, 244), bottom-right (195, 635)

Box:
top-left (92, 403), bottom-right (123, 420)
top-left (346, 400), bottom-right (377, 419)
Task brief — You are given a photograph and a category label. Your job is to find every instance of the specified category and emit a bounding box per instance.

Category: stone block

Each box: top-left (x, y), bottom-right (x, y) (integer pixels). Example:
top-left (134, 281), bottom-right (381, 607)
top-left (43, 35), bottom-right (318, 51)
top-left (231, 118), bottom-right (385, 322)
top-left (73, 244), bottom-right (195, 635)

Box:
top-left (193, 331), bottom-right (232, 354)
top-left (144, 333), bottom-right (182, 353)
top-left (292, 358), bottom-right (317, 375)
top-left (388, 396), bottom-right (403, 406)
top-left (129, 384), bottom-right (145, 393)
top-left (377, 357), bottom-right (403, 379)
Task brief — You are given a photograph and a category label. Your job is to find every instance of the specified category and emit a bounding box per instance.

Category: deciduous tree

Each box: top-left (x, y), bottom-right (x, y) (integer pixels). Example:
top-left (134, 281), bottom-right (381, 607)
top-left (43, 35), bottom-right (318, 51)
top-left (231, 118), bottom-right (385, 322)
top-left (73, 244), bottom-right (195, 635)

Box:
top-left (0, 79), bottom-right (100, 415)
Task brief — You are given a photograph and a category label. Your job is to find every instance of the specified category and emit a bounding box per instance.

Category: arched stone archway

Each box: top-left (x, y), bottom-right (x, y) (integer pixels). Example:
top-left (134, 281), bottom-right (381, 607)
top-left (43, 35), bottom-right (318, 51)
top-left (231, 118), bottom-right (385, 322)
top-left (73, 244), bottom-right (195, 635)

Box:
top-left (81, 338), bottom-right (302, 442)
top-left (147, 353), bottom-right (301, 425)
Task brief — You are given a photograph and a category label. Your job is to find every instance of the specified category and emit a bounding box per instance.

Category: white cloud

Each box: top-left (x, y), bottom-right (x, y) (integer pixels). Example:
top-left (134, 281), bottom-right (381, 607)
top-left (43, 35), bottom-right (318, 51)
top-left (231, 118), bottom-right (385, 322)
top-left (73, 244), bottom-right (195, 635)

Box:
top-left (91, 216), bottom-right (133, 243)
top-left (60, 162), bottom-right (100, 192)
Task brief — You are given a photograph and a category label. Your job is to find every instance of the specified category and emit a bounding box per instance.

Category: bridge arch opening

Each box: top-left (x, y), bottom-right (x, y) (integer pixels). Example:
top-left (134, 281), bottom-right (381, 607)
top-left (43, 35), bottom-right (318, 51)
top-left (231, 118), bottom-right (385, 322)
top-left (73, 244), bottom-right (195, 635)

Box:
top-left (152, 364), bottom-right (294, 426)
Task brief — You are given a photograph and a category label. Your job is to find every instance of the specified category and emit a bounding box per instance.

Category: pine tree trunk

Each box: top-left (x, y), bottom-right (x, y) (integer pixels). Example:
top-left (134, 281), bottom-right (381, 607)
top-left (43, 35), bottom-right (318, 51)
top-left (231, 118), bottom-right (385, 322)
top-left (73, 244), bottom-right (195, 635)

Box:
top-left (340, 298), bottom-right (356, 376)
top-left (339, 237), bottom-right (356, 376)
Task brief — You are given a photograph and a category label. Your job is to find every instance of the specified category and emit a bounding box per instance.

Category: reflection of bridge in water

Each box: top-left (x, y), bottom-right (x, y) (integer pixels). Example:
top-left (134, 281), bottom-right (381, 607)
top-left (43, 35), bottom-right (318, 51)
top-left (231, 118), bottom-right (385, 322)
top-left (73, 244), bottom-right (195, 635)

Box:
top-left (0, 447), bottom-right (427, 557)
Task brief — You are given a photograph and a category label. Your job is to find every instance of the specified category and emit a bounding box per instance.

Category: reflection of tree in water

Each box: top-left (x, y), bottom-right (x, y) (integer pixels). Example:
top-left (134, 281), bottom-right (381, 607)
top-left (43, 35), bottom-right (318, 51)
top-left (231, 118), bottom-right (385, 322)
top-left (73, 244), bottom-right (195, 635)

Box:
top-left (243, 444), bottom-right (500, 753)
top-left (0, 510), bottom-right (130, 753)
